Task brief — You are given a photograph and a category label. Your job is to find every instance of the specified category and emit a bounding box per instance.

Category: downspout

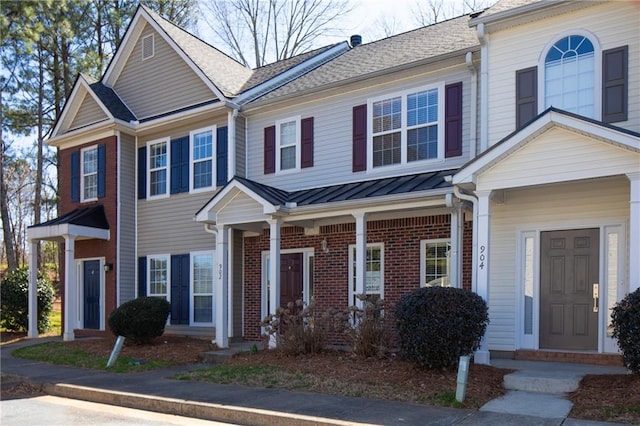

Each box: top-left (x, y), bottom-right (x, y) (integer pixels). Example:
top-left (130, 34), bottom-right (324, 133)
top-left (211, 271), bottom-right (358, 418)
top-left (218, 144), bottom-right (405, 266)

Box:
top-left (477, 23), bottom-right (489, 153)
top-left (465, 52), bottom-right (477, 159)
top-left (227, 107), bottom-right (239, 179)
top-left (445, 176), bottom-right (479, 293)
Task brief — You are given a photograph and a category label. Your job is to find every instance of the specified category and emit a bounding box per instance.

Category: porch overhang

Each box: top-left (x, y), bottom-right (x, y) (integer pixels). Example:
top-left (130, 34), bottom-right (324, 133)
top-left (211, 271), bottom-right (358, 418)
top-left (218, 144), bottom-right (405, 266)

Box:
top-left (27, 205), bottom-right (110, 242)
top-left (195, 171), bottom-right (456, 228)
top-left (452, 108), bottom-right (640, 192)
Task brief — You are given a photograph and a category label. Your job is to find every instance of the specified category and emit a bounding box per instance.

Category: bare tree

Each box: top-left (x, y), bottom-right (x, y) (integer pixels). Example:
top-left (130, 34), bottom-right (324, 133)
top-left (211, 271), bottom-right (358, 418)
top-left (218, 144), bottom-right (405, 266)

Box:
top-left (413, 0), bottom-right (494, 26)
top-left (202, 0), bottom-right (352, 68)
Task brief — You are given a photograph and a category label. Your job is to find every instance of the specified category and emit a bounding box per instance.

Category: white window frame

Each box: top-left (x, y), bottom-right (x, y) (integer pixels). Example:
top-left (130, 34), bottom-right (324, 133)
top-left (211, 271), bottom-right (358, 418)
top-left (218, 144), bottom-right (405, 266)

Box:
top-left (190, 250), bottom-right (215, 326)
top-left (80, 145), bottom-right (98, 202)
top-left (142, 34), bottom-right (154, 60)
top-left (367, 83), bottom-right (445, 171)
top-left (348, 243), bottom-right (384, 306)
top-left (189, 126), bottom-right (216, 193)
top-left (420, 239), bottom-right (451, 287)
top-left (147, 254), bottom-right (170, 301)
top-left (539, 30), bottom-right (602, 120)
top-left (275, 116), bottom-right (301, 173)
top-left (147, 138), bottom-right (170, 200)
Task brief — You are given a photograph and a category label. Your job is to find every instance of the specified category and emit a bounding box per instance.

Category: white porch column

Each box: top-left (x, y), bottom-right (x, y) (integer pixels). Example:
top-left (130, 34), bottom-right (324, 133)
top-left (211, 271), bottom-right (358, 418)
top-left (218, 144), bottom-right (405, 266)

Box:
top-left (215, 224), bottom-right (229, 348)
top-left (628, 173), bottom-right (640, 291)
top-left (268, 219), bottom-right (281, 348)
top-left (474, 190), bottom-right (491, 365)
top-left (227, 227), bottom-right (234, 338)
top-left (63, 235), bottom-right (76, 341)
top-left (449, 203), bottom-right (463, 288)
top-left (354, 212), bottom-right (367, 309)
top-left (27, 240), bottom-right (39, 338)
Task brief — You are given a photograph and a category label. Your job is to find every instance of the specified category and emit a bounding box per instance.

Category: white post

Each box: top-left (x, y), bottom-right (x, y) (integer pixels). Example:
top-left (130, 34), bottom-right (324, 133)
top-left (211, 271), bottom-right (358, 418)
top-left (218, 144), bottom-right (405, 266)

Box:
top-left (628, 173), bottom-right (640, 292)
top-left (63, 235), bottom-right (76, 341)
top-left (268, 218), bottom-right (281, 348)
top-left (354, 212), bottom-right (367, 309)
top-left (227, 227), bottom-right (234, 338)
top-left (449, 203), bottom-right (463, 288)
top-left (27, 240), bottom-right (39, 338)
top-left (474, 191), bottom-right (491, 365)
top-left (215, 224), bottom-right (229, 348)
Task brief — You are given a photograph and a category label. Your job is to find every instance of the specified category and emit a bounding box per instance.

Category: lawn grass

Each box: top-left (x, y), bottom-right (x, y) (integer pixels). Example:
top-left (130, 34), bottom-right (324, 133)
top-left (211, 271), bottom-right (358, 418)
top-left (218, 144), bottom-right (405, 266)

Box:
top-left (12, 342), bottom-right (177, 373)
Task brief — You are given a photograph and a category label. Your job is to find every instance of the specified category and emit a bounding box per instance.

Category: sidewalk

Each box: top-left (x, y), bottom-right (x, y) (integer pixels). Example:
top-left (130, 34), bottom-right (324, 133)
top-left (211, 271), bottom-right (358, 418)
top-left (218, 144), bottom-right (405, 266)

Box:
top-left (0, 338), bottom-right (627, 426)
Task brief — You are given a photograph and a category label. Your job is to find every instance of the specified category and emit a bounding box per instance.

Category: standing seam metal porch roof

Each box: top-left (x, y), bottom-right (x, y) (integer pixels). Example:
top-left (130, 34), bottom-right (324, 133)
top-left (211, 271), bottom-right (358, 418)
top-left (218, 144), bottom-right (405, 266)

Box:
top-left (198, 170), bottom-right (455, 217)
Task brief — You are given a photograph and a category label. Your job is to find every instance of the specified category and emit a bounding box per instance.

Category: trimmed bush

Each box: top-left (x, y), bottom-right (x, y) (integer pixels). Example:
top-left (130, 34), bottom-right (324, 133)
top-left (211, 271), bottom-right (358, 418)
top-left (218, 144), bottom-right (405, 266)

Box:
top-left (0, 267), bottom-right (55, 333)
top-left (261, 297), bottom-right (325, 355)
top-left (108, 297), bottom-right (171, 344)
top-left (612, 288), bottom-right (640, 375)
top-left (395, 286), bottom-right (489, 369)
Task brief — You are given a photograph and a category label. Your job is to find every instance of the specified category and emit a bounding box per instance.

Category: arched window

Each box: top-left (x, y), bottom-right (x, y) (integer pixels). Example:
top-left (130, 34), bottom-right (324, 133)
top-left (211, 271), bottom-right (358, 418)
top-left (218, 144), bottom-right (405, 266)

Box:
top-left (544, 35), bottom-right (595, 117)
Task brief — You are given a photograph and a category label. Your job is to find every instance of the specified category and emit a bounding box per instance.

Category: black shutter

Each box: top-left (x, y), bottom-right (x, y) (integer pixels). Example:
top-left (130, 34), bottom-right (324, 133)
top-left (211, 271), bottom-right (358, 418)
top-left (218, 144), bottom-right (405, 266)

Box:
top-left (138, 257), bottom-right (147, 297)
top-left (603, 45), bottom-right (628, 123)
top-left (301, 117), bottom-right (314, 168)
top-left (137, 146), bottom-right (146, 199)
top-left (70, 150), bottom-right (80, 202)
top-left (97, 144), bottom-right (106, 198)
top-left (352, 104), bottom-right (367, 172)
top-left (516, 66), bottom-right (538, 129)
top-left (445, 82), bottom-right (463, 158)
top-left (170, 254), bottom-right (190, 325)
top-left (217, 126), bottom-right (228, 186)
top-left (170, 136), bottom-right (189, 194)
top-left (264, 126), bottom-right (276, 174)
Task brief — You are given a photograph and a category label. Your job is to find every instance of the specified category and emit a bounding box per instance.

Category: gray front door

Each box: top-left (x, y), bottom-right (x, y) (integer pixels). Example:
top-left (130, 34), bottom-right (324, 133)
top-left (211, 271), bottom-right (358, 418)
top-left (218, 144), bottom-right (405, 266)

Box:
top-left (540, 229), bottom-right (599, 350)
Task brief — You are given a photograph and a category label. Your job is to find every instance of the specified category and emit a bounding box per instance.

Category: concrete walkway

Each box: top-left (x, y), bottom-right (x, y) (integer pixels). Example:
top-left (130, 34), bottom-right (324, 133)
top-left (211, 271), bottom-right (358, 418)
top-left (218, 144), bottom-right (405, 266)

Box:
top-left (0, 338), bottom-right (630, 426)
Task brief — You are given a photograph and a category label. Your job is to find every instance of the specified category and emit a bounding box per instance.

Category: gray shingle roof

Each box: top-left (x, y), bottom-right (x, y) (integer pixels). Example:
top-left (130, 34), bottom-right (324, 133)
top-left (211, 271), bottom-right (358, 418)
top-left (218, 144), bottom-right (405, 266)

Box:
top-left (256, 14), bottom-right (478, 102)
top-left (29, 205), bottom-right (109, 230)
top-left (479, 0), bottom-right (540, 17)
top-left (89, 82), bottom-right (137, 122)
top-left (231, 170), bottom-right (454, 209)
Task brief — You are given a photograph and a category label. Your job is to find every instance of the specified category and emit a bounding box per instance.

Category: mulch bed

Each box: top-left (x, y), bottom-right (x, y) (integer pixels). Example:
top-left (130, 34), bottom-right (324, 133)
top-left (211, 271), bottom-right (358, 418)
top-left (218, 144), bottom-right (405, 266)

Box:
top-left (568, 374), bottom-right (640, 424)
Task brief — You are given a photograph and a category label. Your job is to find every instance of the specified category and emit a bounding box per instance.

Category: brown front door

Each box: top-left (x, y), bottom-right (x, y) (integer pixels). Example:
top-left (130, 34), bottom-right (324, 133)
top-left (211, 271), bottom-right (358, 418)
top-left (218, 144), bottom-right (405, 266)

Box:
top-left (540, 229), bottom-right (599, 350)
top-left (280, 253), bottom-right (303, 309)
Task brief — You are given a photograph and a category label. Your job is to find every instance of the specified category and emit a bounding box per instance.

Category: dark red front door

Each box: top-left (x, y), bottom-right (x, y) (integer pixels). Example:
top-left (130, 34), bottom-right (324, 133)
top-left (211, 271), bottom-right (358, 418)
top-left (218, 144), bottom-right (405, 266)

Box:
top-left (280, 253), bottom-right (303, 309)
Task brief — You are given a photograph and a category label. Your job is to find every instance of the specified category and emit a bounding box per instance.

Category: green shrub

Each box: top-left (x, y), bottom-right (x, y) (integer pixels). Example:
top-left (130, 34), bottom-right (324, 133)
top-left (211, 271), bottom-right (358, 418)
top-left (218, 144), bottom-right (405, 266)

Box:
top-left (328, 295), bottom-right (390, 358)
top-left (261, 297), bottom-right (325, 355)
top-left (108, 297), bottom-right (171, 344)
top-left (612, 288), bottom-right (640, 375)
top-left (395, 286), bottom-right (488, 369)
top-left (0, 267), bottom-right (55, 333)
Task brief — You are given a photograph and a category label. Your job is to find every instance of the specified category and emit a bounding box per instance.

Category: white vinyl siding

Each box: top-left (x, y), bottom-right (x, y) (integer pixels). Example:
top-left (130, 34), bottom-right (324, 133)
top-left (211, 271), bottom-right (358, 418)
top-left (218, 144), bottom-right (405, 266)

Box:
top-left (246, 65), bottom-right (471, 191)
top-left (486, 2), bottom-right (640, 147)
top-left (69, 94), bottom-right (109, 130)
top-left (487, 177), bottom-right (629, 351)
top-left (216, 192), bottom-right (265, 224)
top-left (114, 24), bottom-right (216, 120)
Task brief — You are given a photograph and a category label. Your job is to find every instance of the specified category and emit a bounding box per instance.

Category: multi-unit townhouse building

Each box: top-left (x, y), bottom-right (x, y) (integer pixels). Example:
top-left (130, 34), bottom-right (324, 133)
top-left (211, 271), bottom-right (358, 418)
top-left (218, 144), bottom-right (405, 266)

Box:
top-left (27, 0), bottom-right (639, 365)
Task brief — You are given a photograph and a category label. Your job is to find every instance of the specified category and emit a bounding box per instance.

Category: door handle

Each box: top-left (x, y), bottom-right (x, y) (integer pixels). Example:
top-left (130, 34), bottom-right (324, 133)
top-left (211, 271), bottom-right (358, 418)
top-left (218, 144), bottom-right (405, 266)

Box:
top-left (593, 283), bottom-right (599, 313)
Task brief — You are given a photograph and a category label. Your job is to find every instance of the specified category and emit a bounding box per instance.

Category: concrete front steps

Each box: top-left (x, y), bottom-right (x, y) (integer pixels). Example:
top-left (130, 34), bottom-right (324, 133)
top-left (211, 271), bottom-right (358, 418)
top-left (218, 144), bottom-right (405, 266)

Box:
top-left (480, 359), bottom-right (629, 421)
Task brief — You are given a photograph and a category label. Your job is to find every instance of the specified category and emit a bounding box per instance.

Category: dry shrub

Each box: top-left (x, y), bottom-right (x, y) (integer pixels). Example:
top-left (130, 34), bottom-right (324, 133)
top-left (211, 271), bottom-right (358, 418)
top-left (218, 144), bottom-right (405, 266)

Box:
top-left (261, 297), bottom-right (325, 355)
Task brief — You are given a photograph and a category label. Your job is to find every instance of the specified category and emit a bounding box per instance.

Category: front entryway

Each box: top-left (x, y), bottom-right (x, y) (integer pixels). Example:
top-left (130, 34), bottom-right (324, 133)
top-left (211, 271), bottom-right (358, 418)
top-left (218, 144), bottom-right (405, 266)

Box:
top-left (540, 229), bottom-right (599, 350)
top-left (280, 253), bottom-right (303, 308)
top-left (83, 260), bottom-right (101, 329)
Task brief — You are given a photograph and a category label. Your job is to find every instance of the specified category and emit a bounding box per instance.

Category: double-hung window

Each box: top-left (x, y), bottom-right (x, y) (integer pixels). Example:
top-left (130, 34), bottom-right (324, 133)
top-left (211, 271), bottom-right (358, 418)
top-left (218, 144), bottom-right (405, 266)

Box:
top-left (348, 243), bottom-right (384, 305)
top-left (190, 127), bottom-right (214, 191)
top-left (276, 117), bottom-right (300, 172)
top-left (148, 255), bottom-right (169, 300)
top-left (148, 138), bottom-right (168, 198)
top-left (421, 239), bottom-right (451, 287)
top-left (369, 84), bottom-right (444, 169)
top-left (81, 146), bottom-right (98, 202)
top-left (191, 251), bottom-right (214, 325)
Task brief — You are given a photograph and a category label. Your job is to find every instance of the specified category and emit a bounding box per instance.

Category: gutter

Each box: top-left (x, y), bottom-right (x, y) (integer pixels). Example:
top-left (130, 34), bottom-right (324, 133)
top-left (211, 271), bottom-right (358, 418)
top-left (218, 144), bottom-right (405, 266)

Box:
top-left (477, 23), bottom-right (489, 153)
top-left (465, 52), bottom-right (477, 159)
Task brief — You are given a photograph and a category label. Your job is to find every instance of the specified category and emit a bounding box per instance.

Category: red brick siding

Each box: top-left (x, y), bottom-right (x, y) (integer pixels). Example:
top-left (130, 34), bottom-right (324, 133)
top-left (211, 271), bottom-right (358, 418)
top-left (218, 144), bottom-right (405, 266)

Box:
top-left (59, 135), bottom-right (118, 335)
top-left (243, 214), bottom-right (473, 342)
